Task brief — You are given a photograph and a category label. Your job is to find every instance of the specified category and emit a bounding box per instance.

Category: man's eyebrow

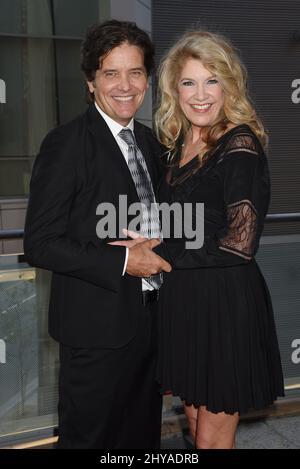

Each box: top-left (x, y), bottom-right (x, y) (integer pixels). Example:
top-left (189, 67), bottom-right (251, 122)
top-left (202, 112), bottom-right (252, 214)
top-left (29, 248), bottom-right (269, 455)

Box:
top-left (101, 68), bottom-right (118, 73)
top-left (101, 67), bottom-right (145, 72)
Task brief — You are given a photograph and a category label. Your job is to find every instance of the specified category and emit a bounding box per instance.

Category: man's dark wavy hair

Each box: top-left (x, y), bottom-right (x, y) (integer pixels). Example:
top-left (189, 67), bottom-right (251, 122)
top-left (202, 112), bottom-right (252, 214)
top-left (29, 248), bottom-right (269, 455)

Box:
top-left (81, 19), bottom-right (155, 102)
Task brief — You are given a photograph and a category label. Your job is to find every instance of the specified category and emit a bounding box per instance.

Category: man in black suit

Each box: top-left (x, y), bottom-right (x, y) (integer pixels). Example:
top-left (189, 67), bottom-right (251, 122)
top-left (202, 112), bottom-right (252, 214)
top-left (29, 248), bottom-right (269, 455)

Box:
top-left (24, 20), bottom-right (171, 449)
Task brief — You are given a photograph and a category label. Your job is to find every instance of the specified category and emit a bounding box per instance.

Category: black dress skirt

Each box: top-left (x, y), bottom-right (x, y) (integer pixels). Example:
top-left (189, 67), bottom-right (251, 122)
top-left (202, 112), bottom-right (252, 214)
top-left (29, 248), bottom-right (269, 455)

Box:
top-left (155, 125), bottom-right (284, 415)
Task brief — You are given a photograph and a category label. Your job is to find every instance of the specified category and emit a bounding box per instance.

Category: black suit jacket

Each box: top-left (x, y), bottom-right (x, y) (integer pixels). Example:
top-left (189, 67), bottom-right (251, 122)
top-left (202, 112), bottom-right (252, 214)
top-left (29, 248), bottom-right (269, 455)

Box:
top-left (24, 104), bottom-right (163, 348)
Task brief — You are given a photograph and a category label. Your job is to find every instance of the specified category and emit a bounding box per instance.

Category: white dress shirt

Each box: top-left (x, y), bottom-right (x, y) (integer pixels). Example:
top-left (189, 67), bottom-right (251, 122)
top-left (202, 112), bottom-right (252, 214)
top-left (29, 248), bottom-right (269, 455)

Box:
top-left (94, 103), bottom-right (153, 291)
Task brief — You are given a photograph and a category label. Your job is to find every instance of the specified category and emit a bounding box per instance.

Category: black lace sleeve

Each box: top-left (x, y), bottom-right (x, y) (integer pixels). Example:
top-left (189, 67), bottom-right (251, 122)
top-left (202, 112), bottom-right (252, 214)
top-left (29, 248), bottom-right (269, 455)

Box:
top-left (154, 131), bottom-right (270, 269)
top-left (218, 199), bottom-right (258, 260)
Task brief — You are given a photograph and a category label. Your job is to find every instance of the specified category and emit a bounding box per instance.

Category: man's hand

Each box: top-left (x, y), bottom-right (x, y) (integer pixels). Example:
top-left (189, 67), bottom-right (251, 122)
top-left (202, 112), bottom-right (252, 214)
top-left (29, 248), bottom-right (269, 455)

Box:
top-left (126, 238), bottom-right (172, 277)
top-left (109, 232), bottom-right (172, 277)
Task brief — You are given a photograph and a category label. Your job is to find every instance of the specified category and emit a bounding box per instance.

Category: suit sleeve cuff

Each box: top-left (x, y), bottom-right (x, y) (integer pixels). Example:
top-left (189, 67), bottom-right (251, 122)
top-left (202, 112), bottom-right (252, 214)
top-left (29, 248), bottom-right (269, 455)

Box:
top-left (122, 247), bottom-right (129, 276)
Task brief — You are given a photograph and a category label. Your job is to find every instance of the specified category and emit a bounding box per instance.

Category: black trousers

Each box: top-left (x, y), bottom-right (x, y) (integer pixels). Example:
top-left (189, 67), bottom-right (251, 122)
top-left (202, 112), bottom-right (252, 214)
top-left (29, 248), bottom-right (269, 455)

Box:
top-left (57, 301), bottom-right (162, 449)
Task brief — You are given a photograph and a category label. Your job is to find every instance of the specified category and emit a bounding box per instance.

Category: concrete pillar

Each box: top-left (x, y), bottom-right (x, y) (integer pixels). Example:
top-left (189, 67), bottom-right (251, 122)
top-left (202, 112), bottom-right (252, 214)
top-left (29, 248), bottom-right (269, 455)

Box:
top-left (110, 0), bottom-right (152, 127)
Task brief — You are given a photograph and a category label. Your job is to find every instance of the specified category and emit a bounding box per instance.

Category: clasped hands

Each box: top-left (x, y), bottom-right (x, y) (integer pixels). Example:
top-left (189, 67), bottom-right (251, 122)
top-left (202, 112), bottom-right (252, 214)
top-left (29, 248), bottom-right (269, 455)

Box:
top-left (109, 229), bottom-right (172, 277)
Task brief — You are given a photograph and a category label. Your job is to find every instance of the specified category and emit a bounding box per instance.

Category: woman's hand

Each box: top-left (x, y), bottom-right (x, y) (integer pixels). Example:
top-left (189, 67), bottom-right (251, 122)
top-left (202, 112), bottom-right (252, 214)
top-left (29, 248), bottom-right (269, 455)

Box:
top-left (109, 229), bottom-right (147, 248)
top-left (109, 230), bottom-right (171, 276)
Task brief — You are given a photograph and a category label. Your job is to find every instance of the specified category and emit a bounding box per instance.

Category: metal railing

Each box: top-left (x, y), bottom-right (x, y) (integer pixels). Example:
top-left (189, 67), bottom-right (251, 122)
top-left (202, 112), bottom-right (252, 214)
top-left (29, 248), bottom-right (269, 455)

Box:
top-left (0, 229), bottom-right (24, 240)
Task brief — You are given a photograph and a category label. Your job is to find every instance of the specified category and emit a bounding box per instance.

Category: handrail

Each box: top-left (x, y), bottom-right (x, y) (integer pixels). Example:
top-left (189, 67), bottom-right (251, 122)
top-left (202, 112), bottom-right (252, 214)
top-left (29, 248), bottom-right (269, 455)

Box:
top-left (0, 213), bottom-right (300, 240)
top-left (0, 229), bottom-right (24, 240)
top-left (266, 213), bottom-right (300, 223)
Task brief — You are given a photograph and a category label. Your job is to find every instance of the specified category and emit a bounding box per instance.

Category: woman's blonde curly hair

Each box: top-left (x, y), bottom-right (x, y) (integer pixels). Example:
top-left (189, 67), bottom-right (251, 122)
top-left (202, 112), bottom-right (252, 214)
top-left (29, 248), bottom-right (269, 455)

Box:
top-left (154, 31), bottom-right (267, 163)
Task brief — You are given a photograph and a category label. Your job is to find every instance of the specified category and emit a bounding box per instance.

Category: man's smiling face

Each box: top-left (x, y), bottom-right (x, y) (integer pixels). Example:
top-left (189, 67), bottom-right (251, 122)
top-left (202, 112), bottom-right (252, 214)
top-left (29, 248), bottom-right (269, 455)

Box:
top-left (87, 42), bottom-right (149, 126)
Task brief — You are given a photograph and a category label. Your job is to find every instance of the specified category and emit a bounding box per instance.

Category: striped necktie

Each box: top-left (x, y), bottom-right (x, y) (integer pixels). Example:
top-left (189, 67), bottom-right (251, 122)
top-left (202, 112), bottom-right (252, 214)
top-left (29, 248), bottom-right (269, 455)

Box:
top-left (119, 128), bottom-right (162, 289)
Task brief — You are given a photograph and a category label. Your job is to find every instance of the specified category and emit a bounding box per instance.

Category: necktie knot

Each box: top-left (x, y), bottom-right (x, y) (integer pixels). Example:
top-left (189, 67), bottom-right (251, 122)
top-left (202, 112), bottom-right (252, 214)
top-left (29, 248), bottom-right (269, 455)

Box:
top-left (119, 128), bottom-right (136, 147)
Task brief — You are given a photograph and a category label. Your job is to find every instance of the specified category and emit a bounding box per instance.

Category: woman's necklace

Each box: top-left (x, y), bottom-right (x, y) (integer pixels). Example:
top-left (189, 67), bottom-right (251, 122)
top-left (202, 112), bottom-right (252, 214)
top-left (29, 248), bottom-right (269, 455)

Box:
top-left (179, 131), bottom-right (205, 168)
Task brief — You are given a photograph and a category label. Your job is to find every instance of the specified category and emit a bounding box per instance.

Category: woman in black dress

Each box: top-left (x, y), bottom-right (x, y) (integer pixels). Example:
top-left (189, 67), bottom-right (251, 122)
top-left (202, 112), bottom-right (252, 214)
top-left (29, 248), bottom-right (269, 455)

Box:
top-left (151, 31), bottom-right (284, 449)
top-left (119, 31), bottom-right (284, 448)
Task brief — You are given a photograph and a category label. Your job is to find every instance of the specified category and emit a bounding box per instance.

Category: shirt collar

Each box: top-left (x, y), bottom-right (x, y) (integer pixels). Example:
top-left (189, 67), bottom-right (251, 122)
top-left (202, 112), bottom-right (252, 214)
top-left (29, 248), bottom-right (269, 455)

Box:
top-left (94, 102), bottom-right (134, 138)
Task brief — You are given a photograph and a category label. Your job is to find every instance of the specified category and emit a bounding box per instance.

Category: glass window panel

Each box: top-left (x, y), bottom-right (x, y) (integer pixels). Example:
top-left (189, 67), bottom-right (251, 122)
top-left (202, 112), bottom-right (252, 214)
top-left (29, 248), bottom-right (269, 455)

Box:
top-left (0, 0), bottom-right (53, 36)
top-left (0, 0), bottom-right (23, 35)
top-left (0, 256), bottom-right (59, 443)
top-left (0, 38), bottom-right (56, 160)
top-left (25, 0), bottom-right (53, 36)
top-left (0, 159), bottom-right (33, 197)
top-left (53, 0), bottom-right (100, 37)
top-left (0, 36), bottom-right (57, 197)
top-left (55, 40), bottom-right (86, 125)
top-left (0, 38), bottom-right (27, 158)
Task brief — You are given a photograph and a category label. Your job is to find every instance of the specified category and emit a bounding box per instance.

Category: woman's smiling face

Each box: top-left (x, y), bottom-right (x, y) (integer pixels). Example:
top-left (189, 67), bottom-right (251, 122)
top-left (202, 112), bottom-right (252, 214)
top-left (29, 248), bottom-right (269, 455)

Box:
top-left (178, 58), bottom-right (224, 130)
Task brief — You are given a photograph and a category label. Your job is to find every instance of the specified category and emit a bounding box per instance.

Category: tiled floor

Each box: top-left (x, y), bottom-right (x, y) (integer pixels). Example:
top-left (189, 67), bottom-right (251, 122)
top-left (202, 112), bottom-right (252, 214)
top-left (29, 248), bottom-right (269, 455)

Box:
top-left (161, 414), bottom-right (300, 449)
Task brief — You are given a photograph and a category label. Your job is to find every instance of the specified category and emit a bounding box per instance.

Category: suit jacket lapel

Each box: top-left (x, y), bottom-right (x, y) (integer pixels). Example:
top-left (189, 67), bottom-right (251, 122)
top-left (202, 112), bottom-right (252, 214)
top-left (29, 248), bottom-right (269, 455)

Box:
top-left (86, 105), bottom-right (139, 198)
top-left (86, 105), bottom-right (159, 198)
